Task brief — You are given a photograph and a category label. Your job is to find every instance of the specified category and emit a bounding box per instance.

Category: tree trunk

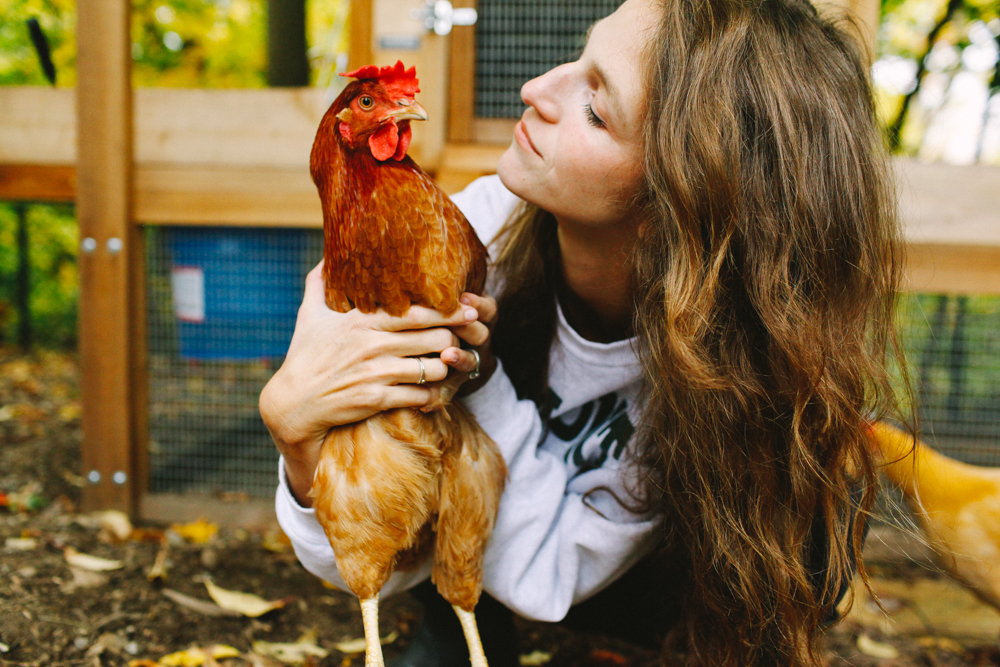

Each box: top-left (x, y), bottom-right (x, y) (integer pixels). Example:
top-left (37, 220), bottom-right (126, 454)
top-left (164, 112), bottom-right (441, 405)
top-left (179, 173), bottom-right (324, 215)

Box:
top-left (267, 0), bottom-right (309, 87)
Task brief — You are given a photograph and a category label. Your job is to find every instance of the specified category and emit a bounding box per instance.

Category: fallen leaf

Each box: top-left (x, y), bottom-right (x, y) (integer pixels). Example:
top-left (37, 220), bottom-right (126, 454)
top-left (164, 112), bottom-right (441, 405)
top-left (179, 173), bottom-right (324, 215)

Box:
top-left (332, 630), bottom-right (398, 654)
top-left (147, 541), bottom-right (170, 582)
top-left (64, 547), bottom-right (124, 571)
top-left (127, 661), bottom-right (159, 667)
top-left (0, 640), bottom-right (9, 653)
top-left (162, 588), bottom-right (240, 617)
top-left (253, 633), bottom-right (328, 664)
top-left (62, 566), bottom-right (110, 592)
top-left (0, 405), bottom-right (14, 421)
top-left (262, 529), bottom-right (291, 553)
top-left (97, 510), bottom-right (134, 541)
top-left (158, 645), bottom-right (241, 667)
top-left (5, 537), bottom-right (38, 551)
top-left (857, 633), bottom-right (900, 660)
top-left (170, 518), bottom-right (219, 544)
top-left (204, 579), bottom-right (289, 618)
top-left (519, 650), bottom-right (552, 666)
top-left (917, 636), bottom-right (965, 653)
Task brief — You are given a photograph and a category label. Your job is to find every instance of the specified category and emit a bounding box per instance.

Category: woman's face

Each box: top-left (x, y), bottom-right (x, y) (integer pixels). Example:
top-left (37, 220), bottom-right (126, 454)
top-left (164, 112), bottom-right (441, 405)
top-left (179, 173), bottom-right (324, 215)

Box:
top-left (497, 0), bottom-right (656, 229)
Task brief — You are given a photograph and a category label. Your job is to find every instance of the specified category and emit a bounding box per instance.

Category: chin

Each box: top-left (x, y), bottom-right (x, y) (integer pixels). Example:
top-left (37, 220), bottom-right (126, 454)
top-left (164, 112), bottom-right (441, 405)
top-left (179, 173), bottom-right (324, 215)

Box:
top-left (497, 145), bottom-right (536, 206)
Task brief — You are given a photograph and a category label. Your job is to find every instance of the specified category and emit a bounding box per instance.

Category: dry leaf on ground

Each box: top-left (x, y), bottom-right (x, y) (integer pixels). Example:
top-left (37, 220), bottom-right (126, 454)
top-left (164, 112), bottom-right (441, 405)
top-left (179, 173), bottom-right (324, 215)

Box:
top-left (170, 518), bottom-right (219, 544)
top-left (64, 546), bottom-right (124, 571)
top-left (519, 650), bottom-right (552, 666)
top-left (162, 589), bottom-right (241, 617)
top-left (156, 645), bottom-right (241, 666)
top-left (204, 579), bottom-right (289, 618)
top-left (252, 631), bottom-right (328, 664)
top-left (857, 633), bottom-right (901, 660)
top-left (332, 630), bottom-right (398, 654)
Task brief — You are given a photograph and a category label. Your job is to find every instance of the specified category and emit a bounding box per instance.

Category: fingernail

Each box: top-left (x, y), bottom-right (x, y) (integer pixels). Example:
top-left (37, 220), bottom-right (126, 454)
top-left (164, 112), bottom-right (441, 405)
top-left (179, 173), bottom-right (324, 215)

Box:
top-left (446, 351), bottom-right (458, 363)
top-left (460, 295), bottom-right (472, 305)
top-left (464, 307), bottom-right (477, 322)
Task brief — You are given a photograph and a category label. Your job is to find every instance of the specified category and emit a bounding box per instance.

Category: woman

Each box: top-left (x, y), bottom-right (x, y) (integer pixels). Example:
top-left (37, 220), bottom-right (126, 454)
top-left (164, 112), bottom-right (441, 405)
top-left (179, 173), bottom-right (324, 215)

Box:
top-left (260, 0), bottom-right (902, 663)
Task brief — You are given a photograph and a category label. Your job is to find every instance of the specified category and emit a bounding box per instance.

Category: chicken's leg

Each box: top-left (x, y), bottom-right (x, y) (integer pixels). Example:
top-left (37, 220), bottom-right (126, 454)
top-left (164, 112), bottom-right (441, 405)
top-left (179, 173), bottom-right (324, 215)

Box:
top-left (361, 595), bottom-right (385, 667)
top-left (452, 605), bottom-right (489, 667)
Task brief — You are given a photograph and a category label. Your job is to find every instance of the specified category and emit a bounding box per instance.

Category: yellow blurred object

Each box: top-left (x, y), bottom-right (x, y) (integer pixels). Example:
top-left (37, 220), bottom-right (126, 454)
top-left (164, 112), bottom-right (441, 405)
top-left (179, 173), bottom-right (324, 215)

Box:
top-left (870, 422), bottom-right (1000, 609)
top-left (169, 518), bottom-right (219, 544)
top-left (157, 645), bottom-right (241, 667)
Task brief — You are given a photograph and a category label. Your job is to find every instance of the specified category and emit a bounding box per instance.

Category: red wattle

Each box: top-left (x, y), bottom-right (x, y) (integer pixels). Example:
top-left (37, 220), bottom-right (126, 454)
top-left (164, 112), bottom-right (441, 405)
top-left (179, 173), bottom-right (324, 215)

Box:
top-left (369, 121), bottom-right (399, 161)
top-left (393, 122), bottom-right (412, 161)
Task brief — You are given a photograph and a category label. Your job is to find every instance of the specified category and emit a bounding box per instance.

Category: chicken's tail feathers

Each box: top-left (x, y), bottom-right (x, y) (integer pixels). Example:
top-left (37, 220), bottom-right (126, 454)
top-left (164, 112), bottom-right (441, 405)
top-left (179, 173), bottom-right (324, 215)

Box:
top-left (431, 402), bottom-right (507, 611)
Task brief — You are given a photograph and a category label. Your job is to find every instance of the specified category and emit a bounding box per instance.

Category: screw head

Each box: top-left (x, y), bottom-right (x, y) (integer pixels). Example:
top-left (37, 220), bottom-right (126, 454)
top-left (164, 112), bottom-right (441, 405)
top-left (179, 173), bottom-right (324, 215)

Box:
top-left (112, 471), bottom-right (127, 485)
top-left (107, 237), bottom-right (123, 254)
top-left (87, 470), bottom-right (101, 484)
top-left (81, 238), bottom-right (97, 253)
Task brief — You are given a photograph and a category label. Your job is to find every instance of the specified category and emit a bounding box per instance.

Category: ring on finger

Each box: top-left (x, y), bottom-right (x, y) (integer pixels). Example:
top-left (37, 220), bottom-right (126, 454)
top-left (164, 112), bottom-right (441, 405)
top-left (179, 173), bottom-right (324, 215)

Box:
top-left (468, 349), bottom-right (481, 380)
top-left (416, 357), bottom-right (426, 385)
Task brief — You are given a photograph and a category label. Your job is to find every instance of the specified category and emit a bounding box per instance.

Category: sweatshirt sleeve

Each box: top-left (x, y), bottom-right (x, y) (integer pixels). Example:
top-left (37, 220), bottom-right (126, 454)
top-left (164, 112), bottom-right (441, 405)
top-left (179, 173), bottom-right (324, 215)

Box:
top-left (460, 361), bottom-right (660, 622)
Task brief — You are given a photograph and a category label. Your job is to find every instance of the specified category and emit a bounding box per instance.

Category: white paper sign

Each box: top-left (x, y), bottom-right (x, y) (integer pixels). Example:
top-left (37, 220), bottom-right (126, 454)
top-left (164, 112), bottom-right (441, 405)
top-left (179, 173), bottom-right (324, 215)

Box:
top-left (171, 266), bottom-right (205, 323)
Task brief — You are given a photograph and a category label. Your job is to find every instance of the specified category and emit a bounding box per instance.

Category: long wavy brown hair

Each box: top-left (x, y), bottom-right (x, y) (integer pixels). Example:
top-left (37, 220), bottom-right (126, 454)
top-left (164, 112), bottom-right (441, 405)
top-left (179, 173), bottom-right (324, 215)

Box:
top-left (490, 0), bottom-right (904, 664)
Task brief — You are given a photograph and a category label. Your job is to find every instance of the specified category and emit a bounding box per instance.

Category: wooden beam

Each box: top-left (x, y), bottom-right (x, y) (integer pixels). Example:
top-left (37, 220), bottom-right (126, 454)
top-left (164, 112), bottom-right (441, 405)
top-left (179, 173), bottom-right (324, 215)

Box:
top-left (134, 165), bottom-right (322, 227)
top-left (76, 0), bottom-right (138, 513)
top-left (0, 164), bottom-right (75, 202)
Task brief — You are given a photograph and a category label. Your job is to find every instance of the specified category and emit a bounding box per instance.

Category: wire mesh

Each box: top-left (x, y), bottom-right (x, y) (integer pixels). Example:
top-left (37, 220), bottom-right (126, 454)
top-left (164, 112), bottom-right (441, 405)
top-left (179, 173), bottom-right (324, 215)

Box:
top-left (474, 0), bottom-right (624, 118)
top-left (145, 226), bottom-right (322, 497)
top-left (143, 225), bottom-right (1000, 500)
top-left (898, 293), bottom-right (1000, 465)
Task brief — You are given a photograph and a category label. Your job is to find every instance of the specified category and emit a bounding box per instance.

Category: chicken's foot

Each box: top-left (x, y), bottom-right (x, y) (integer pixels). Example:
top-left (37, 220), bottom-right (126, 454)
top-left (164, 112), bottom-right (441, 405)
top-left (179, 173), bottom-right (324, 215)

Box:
top-left (360, 595), bottom-right (385, 667)
top-left (452, 605), bottom-right (489, 667)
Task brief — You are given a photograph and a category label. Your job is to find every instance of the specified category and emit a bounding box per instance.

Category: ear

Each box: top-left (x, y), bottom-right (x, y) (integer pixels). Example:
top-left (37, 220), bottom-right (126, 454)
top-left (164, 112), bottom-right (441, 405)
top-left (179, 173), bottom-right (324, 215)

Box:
top-left (369, 121), bottom-right (399, 161)
top-left (336, 108), bottom-right (353, 143)
top-left (392, 122), bottom-right (412, 161)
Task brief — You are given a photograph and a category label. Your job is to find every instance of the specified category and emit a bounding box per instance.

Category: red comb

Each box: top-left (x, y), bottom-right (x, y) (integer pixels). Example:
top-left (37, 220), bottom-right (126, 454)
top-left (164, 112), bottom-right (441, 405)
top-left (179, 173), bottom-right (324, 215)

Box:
top-left (341, 60), bottom-right (420, 97)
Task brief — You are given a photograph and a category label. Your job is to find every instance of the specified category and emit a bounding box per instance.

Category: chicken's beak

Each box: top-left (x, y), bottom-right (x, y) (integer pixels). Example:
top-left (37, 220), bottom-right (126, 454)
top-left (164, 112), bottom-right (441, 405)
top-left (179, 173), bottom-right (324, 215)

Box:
top-left (384, 101), bottom-right (428, 122)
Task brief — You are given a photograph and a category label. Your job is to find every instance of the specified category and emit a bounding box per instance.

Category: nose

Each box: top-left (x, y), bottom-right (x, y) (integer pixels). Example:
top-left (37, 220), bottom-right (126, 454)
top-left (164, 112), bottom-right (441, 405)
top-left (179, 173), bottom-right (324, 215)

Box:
top-left (520, 63), bottom-right (572, 122)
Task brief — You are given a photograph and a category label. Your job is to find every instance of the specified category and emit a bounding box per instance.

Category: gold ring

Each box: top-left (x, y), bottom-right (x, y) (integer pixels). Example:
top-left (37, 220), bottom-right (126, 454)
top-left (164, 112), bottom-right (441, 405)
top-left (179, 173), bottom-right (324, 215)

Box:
top-left (416, 357), bottom-right (426, 385)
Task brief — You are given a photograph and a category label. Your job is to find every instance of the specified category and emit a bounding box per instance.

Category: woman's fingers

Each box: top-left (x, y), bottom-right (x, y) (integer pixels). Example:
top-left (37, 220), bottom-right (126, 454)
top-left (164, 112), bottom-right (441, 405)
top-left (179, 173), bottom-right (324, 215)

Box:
top-left (371, 303), bottom-right (477, 332)
top-left (440, 347), bottom-right (480, 374)
top-left (459, 293), bottom-right (498, 324)
top-left (301, 260), bottom-right (327, 308)
top-left (388, 356), bottom-right (450, 385)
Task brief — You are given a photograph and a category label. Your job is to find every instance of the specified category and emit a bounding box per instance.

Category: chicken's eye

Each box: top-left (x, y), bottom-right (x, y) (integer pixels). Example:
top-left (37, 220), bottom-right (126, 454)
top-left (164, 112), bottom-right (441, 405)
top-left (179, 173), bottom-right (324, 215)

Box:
top-left (358, 96), bottom-right (374, 110)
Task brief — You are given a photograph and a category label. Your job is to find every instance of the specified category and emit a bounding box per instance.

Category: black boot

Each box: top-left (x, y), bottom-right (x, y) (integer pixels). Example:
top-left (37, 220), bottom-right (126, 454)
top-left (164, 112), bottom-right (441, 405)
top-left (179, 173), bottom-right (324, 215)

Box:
top-left (389, 581), bottom-right (520, 667)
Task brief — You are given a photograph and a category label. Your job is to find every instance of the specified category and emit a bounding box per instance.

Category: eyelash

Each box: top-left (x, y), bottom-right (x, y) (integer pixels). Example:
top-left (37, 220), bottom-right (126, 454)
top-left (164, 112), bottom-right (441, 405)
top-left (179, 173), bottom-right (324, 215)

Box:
top-left (584, 103), bottom-right (605, 128)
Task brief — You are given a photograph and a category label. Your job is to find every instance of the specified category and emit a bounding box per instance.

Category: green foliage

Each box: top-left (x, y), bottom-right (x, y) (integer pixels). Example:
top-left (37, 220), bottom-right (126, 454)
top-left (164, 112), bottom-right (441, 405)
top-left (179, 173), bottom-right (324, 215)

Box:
top-left (0, 0), bottom-right (77, 86)
top-left (131, 0), bottom-right (267, 88)
top-left (0, 203), bottom-right (78, 348)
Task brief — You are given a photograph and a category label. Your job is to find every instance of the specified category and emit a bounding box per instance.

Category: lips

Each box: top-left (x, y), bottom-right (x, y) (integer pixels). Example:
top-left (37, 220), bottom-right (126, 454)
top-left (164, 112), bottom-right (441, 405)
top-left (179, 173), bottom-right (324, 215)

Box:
top-left (515, 119), bottom-right (541, 158)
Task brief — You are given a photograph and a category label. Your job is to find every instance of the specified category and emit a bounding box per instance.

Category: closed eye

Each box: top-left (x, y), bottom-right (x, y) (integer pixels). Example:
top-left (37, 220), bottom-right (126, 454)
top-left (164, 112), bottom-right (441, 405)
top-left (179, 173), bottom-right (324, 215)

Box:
top-left (584, 103), bottom-right (606, 129)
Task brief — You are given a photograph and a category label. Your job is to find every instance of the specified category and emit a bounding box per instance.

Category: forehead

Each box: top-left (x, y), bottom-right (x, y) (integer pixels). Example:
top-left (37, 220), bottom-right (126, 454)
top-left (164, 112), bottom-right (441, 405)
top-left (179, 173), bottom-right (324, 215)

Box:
top-left (585, 0), bottom-right (657, 104)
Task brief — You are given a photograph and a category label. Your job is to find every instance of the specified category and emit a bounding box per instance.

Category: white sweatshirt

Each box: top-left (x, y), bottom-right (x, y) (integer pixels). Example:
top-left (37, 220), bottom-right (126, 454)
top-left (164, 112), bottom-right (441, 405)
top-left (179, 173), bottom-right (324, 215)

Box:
top-left (275, 175), bottom-right (659, 622)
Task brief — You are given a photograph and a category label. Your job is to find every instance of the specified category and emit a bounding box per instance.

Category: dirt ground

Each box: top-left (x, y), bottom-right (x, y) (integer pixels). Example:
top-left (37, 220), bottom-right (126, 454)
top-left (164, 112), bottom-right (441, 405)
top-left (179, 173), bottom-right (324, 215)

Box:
top-left (1, 346), bottom-right (999, 667)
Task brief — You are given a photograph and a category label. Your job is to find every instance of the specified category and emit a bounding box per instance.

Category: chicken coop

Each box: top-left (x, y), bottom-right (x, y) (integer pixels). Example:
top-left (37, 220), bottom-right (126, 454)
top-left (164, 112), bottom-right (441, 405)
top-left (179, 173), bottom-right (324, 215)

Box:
top-left (0, 0), bottom-right (999, 525)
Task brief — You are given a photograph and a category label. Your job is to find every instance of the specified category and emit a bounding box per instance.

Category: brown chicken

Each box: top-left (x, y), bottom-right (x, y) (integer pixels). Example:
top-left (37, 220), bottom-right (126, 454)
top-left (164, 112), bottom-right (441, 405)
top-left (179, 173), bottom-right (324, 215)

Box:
top-left (308, 61), bottom-right (507, 667)
top-left (870, 422), bottom-right (1000, 610)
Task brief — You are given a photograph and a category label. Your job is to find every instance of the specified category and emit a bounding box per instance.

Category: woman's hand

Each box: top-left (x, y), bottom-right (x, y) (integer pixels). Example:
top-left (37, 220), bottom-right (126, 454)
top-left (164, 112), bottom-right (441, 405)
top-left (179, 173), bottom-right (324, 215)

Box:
top-left (259, 262), bottom-right (478, 505)
top-left (440, 292), bottom-right (498, 396)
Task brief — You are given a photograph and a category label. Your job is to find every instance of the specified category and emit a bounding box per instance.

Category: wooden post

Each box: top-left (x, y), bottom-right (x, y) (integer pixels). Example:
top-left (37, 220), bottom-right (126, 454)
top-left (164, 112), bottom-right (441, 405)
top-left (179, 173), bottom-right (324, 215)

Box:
top-left (348, 0), bottom-right (373, 71)
top-left (76, 0), bottom-right (141, 513)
